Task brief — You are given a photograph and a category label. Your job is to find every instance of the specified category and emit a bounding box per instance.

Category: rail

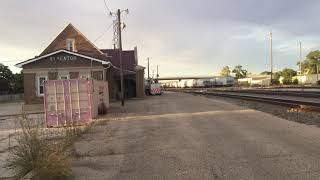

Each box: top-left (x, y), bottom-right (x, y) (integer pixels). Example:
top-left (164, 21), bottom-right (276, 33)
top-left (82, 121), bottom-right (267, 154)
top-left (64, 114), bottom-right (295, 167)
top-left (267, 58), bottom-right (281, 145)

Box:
top-left (170, 89), bottom-right (320, 111)
top-left (207, 89), bottom-right (320, 98)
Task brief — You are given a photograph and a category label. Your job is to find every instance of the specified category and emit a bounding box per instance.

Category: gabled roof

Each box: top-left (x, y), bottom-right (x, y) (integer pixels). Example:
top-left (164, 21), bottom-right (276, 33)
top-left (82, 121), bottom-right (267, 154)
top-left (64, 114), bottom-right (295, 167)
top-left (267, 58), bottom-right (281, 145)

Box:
top-left (40, 23), bottom-right (104, 58)
top-left (100, 49), bottom-right (137, 71)
top-left (15, 49), bottom-right (110, 68)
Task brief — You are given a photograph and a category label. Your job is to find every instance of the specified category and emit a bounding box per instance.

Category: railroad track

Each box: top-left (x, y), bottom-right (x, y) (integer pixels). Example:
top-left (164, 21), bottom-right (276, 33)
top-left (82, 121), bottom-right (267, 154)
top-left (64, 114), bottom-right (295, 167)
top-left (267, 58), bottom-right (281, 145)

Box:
top-left (171, 88), bottom-right (320, 98)
top-left (171, 89), bottom-right (320, 111)
top-left (208, 89), bottom-right (320, 98)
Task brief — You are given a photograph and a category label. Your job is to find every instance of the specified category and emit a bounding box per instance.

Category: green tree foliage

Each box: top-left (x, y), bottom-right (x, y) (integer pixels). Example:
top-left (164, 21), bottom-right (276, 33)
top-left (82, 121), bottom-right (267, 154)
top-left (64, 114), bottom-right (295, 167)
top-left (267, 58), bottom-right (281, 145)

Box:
top-left (273, 72), bottom-right (281, 80)
top-left (11, 73), bottom-right (24, 93)
top-left (0, 63), bottom-right (13, 93)
top-left (299, 50), bottom-right (320, 74)
top-left (293, 78), bottom-right (299, 85)
top-left (260, 71), bottom-right (271, 75)
top-left (0, 63), bottom-right (23, 94)
top-left (281, 68), bottom-right (297, 79)
top-left (0, 63), bottom-right (13, 80)
top-left (279, 68), bottom-right (297, 85)
top-left (232, 65), bottom-right (248, 79)
top-left (220, 66), bottom-right (231, 77)
top-left (272, 71), bottom-right (281, 85)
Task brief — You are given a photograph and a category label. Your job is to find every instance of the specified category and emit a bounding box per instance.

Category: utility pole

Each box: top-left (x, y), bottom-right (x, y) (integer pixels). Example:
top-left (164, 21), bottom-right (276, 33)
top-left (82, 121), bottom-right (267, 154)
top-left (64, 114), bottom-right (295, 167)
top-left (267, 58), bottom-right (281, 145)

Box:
top-left (300, 42), bottom-right (302, 74)
top-left (270, 31), bottom-right (273, 85)
top-left (156, 65), bottom-right (159, 80)
top-left (147, 57), bottom-right (150, 81)
top-left (300, 41), bottom-right (303, 85)
top-left (116, 9), bottom-right (128, 106)
top-left (317, 58), bottom-right (319, 82)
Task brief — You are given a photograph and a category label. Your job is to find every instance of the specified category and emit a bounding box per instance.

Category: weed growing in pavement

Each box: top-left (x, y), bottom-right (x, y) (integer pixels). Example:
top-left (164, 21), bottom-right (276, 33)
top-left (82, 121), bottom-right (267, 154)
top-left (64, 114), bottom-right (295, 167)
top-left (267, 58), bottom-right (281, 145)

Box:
top-left (6, 114), bottom-right (93, 179)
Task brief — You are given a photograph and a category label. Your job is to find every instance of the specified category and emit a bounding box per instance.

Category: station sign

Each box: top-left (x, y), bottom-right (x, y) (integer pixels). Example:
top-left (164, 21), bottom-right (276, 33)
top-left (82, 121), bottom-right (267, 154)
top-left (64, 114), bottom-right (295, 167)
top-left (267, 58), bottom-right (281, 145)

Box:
top-left (49, 55), bottom-right (77, 62)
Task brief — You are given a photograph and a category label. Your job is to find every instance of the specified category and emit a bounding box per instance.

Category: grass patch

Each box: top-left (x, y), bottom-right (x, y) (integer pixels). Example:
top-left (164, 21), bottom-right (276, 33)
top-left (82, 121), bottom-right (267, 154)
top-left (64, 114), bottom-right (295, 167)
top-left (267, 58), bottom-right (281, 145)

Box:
top-left (6, 114), bottom-right (92, 179)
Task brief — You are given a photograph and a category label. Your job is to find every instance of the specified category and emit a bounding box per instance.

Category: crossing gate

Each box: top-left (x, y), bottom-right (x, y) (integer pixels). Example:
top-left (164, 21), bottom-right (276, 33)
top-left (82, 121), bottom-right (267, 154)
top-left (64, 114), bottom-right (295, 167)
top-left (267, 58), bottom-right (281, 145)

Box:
top-left (44, 79), bottom-right (93, 127)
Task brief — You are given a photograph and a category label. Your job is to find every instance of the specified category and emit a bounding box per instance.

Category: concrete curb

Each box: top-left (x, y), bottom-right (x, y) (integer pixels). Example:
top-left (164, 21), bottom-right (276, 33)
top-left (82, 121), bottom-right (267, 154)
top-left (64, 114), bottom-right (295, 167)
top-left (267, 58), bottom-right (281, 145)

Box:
top-left (0, 112), bottom-right (44, 118)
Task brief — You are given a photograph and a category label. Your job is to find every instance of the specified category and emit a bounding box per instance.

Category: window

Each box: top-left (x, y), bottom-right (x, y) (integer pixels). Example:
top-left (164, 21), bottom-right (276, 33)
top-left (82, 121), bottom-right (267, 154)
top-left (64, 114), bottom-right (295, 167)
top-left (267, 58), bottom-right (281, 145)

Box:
top-left (79, 73), bottom-right (90, 80)
top-left (66, 39), bottom-right (75, 52)
top-left (80, 75), bottom-right (89, 80)
top-left (60, 75), bottom-right (69, 80)
top-left (37, 76), bottom-right (47, 96)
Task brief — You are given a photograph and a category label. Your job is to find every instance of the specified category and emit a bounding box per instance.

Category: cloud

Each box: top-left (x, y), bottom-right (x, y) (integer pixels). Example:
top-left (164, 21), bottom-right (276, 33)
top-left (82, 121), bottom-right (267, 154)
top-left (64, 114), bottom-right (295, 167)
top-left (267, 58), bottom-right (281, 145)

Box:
top-left (1, 0), bottom-right (320, 75)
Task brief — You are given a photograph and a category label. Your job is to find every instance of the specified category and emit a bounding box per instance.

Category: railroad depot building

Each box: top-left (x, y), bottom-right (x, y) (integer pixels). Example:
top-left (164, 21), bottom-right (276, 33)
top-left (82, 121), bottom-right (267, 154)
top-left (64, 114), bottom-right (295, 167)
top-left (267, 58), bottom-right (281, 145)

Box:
top-left (15, 23), bottom-right (145, 106)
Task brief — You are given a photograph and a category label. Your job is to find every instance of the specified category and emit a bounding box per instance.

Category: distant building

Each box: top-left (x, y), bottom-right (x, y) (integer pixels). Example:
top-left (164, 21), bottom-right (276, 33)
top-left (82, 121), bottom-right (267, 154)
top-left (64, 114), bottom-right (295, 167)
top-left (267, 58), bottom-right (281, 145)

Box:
top-left (238, 75), bottom-right (271, 86)
top-left (294, 74), bottom-right (320, 85)
top-left (159, 76), bottom-right (235, 88)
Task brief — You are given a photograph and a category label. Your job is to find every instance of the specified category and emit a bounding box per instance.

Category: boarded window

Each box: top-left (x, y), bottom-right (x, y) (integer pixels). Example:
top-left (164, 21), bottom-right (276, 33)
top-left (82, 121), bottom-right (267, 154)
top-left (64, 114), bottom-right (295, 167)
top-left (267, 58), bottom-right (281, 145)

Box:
top-left (69, 72), bottom-right (79, 79)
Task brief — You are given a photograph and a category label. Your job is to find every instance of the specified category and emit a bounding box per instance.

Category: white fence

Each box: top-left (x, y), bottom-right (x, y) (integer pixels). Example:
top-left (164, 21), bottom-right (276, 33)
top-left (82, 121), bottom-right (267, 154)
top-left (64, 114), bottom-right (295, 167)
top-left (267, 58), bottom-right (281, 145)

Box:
top-left (0, 94), bottom-right (23, 103)
top-left (295, 74), bottom-right (320, 84)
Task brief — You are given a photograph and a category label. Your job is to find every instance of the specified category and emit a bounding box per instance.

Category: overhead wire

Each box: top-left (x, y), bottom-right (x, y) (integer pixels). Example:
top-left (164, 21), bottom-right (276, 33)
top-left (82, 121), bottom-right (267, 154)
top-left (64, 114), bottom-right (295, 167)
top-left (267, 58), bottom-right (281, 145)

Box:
top-left (94, 22), bottom-right (114, 43)
top-left (103, 0), bottom-right (112, 14)
top-left (3, 0), bottom-right (114, 65)
top-left (93, 0), bottom-right (115, 43)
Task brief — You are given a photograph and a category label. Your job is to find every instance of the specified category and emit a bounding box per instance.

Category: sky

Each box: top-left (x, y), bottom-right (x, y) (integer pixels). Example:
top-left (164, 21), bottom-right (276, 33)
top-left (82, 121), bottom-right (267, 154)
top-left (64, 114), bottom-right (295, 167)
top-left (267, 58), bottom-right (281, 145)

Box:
top-left (1, 0), bottom-right (320, 77)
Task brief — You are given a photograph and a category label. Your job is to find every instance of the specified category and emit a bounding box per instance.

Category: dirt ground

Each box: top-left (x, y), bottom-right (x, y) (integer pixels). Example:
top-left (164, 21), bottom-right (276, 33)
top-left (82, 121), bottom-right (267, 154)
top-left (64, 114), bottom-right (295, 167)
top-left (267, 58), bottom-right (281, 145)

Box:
top-left (71, 92), bottom-right (320, 180)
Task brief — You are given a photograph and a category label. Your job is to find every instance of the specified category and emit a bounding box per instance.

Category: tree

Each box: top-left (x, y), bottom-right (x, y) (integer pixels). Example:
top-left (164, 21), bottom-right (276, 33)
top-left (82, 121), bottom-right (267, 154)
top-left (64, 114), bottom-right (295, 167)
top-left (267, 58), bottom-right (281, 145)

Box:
top-left (0, 64), bottom-right (23, 94)
top-left (299, 50), bottom-right (320, 74)
top-left (0, 63), bottom-right (13, 93)
top-left (260, 71), bottom-right (271, 75)
top-left (10, 73), bottom-right (24, 94)
top-left (280, 68), bottom-right (297, 85)
top-left (220, 66), bottom-right (231, 77)
top-left (281, 68), bottom-right (297, 79)
top-left (232, 65), bottom-right (248, 79)
top-left (273, 71), bottom-right (281, 81)
top-left (0, 63), bottom-right (13, 80)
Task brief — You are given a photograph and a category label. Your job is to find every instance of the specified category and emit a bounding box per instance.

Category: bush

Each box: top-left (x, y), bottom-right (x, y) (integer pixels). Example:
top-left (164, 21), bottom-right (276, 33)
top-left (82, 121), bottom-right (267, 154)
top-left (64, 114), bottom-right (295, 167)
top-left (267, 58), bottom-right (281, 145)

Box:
top-left (7, 115), bottom-right (71, 179)
top-left (271, 79), bottom-right (280, 85)
top-left (293, 79), bottom-right (299, 85)
top-left (98, 102), bottom-right (107, 115)
top-left (282, 79), bottom-right (292, 85)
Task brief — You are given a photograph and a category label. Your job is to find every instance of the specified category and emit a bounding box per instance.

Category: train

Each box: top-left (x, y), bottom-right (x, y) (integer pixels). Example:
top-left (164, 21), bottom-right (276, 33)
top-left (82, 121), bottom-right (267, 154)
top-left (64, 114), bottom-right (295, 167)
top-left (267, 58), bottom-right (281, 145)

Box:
top-left (162, 77), bottom-right (235, 88)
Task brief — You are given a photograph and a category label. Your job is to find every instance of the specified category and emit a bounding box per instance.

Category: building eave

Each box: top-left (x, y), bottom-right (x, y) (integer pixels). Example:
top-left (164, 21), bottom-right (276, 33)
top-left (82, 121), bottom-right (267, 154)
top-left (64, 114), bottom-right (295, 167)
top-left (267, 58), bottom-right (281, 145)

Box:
top-left (15, 49), bottom-right (111, 68)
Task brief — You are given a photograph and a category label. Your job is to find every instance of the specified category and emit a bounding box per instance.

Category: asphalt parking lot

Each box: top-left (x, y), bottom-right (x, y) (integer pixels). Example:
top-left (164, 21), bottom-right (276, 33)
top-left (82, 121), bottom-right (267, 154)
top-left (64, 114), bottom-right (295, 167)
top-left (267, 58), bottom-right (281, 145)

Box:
top-left (71, 92), bottom-right (320, 180)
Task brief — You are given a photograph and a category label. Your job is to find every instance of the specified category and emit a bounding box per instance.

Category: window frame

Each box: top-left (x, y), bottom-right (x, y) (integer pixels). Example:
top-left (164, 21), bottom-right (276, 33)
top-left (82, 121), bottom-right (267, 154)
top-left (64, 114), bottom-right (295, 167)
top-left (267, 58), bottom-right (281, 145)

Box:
top-left (80, 75), bottom-right (89, 80)
top-left (66, 39), bottom-right (75, 52)
top-left (79, 73), bottom-right (90, 80)
top-left (59, 75), bottom-right (69, 80)
top-left (37, 76), bottom-right (48, 97)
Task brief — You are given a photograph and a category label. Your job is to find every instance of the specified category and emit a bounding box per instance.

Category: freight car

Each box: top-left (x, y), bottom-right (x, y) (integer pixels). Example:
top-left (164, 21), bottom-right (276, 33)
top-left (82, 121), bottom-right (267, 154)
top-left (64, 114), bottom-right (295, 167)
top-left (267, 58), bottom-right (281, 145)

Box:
top-left (161, 77), bottom-right (235, 88)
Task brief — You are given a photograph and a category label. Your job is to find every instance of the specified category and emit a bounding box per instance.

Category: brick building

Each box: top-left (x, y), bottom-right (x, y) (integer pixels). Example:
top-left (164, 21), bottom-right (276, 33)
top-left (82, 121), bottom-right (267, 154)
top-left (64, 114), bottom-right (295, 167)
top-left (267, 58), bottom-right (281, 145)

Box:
top-left (15, 23), bottom-right (145, 105)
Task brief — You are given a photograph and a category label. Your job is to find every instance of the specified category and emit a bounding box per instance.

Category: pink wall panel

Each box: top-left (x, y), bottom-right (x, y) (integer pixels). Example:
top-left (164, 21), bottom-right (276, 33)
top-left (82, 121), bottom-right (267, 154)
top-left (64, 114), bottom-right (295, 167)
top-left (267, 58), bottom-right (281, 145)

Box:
top-left (44, 79), bottom-right (93, 128)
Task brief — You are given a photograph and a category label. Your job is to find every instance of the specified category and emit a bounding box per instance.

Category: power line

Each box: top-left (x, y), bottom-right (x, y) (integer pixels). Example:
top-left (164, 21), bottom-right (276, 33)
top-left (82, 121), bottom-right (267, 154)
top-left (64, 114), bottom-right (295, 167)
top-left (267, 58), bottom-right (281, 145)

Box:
top-left (103, 0), bottom-right (112, 14)
top-left (94, 22), bottom-right (114, 43)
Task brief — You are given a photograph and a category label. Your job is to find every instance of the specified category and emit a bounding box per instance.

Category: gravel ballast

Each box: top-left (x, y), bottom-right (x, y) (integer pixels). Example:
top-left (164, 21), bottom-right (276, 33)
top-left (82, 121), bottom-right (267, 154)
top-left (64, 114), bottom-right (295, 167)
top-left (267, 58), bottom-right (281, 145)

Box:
top-left (196, 94), bottom-right (320, 127)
